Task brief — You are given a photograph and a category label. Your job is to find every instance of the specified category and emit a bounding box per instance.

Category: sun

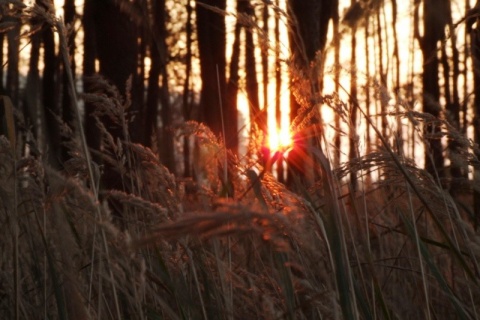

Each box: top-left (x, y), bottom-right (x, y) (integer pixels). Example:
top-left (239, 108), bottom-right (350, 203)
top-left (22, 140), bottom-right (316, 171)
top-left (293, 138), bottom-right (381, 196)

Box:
top-left (266, 126), bottom-right (294, 157)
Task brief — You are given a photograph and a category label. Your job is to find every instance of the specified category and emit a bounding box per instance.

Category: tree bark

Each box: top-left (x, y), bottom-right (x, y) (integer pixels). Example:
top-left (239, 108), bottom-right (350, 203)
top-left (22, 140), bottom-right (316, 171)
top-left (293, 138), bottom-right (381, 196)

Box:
top-left (61, 0), bottom-right (76, 162)
top-left (416, 0), bottom-right (447, 179)
top-left (225, 7), bottom-right (241, 155)
top-left (471, 10), bottom-right (480, 228)
top-left (442, 3), bottom-right (464, 193)
top-left (243, 2), bottom-right (262, 136)
top-left (149, 0), bottom-right (174, 173)
top-left (83, 0), bottom-right (99, 156)
top-left (349, 22), bottom-right (358, 190)
top-left (41, 5), bottom-right (61, 167)
top-left (274, 0), bottom-right (284, 182)
top-left (183, 0), bottom-right (193, 177)
top-left (86, 0), bottom-right (139, 217)
top-left (196, 0), bottom-right (231, 148)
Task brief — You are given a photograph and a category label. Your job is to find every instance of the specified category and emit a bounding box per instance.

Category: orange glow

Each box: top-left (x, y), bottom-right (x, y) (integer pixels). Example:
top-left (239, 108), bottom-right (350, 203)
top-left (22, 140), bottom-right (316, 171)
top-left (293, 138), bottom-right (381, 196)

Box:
top-left (266, 126), bottom-right (293, 156)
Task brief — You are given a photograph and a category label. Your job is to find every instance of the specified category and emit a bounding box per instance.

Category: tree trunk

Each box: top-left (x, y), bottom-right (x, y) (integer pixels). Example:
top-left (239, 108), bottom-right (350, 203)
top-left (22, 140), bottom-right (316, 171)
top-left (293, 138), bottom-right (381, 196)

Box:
top-left (196, 0), bottom-right (230, 147)
top-left (88, 0), bottom-right (139, 217)
top-left (41, 7), bottom-right (61, 167)
top-left (274, 0), bottom-right (284, 182)
top-left (25, 21), bottom-right (41, 139)
top-left (443, 3), bottom-right (464, 193)
top-left (225, 8), bottom-right (241, 155)
top-left (61, 0), bottom-right (76, 162)
top-left (149, 0), bottom-right (174, 173)
top-left (364, 12), bottom-right (371, 159)
top-left (471, 14), bottom-right (480, 229)
top-left (243, 2), bottom-right (262, 136)
top-left (261, 0), bottom-right (269, 143)
top-left (146, 25), bottom-right (159, 150)
top-left (83, 0), bottom-right (99, 155)
top-left (416, 0), bottom-right (447, 180)
top-left (183, 0), bottom-right (193, 177)
top-left (6, 14), bottom-right (19, 106)
top-left (349, 23), bottom-right (358, 190)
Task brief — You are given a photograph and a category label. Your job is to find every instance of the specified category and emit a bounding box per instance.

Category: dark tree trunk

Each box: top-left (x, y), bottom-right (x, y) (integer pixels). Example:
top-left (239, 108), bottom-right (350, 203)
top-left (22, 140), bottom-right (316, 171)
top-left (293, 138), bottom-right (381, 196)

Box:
top-left (61, 0), bottom-right (76, 162)
top-left (244, 2), bottom-right (262, 136)
top-left (41, 11), bottom-right (61, 167)
top-left (333, 0), bottom-right (341, 168)
top-left (225, 9), bottom-right (241, 155)
top-left (0, 30), bottom-right (3, 94)
top-left (376, 8), bottom-right (388, 139)
top-left (6, 15), bottom-right (19, 106)
top-left (183, 0), bottom-right (193, 177)
top-left (157, 0), bottom-right (175, 173)
top-left (415, 0), bottom-right (447, 180)
top-left (442, 3), bottom-right (464, 193)
top-left (261, 0), bottom-right (269, 137)
top-left (25, 22), bottom-right (41, 138)
top-left (392, 0), bottom-right (403, 157)
top-left (146, 27), bottom-right (160, 149)
top-left (364, 12), bottom-right (371, 158)
top-left (196, 0), bottom-right (231, 148)
top-left (83, 0), bottom-right (99, 155)
top-left (93, 0), bottom-right (138, 103)
top-left (274, 0), bottom-right (284, 182)
top-left (463, 0), bottom-right (471, 137)
top-left (349, 23), bottom-right (358, 191)
top-left (146, 0), bottom-right (175, 173)
top-left (471, 13), bottom-right (480, 228)
top-left (87, 0), bottom-right (139, 216)
top-left (137, 25), bottom-right (147, 145)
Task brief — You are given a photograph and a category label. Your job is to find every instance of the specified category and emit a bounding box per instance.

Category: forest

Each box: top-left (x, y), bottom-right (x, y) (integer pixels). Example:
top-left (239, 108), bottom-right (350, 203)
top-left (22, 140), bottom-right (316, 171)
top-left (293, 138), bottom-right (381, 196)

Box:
top-left (1, 0), bottom-right (480, 318)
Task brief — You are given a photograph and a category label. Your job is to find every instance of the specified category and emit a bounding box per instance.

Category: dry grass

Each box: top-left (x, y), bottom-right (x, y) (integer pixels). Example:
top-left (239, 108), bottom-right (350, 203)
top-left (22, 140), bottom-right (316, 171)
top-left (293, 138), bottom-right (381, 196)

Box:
top-left (1, 2), bottom-right (480, 320)
top-left (2, 87), bottom-right (480, 318)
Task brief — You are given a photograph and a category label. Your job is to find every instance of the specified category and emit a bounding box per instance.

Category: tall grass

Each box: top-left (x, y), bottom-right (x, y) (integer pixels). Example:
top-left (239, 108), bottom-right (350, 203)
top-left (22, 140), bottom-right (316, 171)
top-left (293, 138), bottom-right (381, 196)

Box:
top-left (1, 2), bottom-right (480, 319)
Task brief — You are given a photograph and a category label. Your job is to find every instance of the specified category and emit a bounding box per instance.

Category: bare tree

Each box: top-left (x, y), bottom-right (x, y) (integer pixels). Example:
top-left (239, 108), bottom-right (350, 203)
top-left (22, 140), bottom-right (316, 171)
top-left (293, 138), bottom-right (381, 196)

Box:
top-left (440, 1), bottom-right (464, 193)
top-left (84, 0), bottom-right (139, 216)
top-left (183, 0), bottom-right (194, 177)
top-left (148, 0), bottom-right (174, 173)
top-left (196, 0), bottom-right (233, 149)
top-left (469, 0), bottom-right (480, 228)
top-left (414, 0), bottom-right (448, 180)
top-left (41, 1), bottom-right (60, 167)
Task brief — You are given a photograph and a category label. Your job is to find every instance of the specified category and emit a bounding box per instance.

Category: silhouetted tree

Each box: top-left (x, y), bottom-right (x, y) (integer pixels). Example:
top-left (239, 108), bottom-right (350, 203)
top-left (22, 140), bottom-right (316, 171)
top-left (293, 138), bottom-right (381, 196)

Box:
top-left (196, 0), bottom-right (233, 149)
top-left (415, 0), bottom-right (448, 179)
top-left (274, 0), bottom-right (284, 182)
top-left (84, 0), bottom-right (139, 215)
top-left (60, 0), bottom-right (75, 162)
top-left (24, 13), bottom-right (41, 141)
top-left (83, 0), bottom-right (97, 154)
top-left (440, 1), bottom-right (464, 193)
top-left (183, 0), bottom-right (194, 177)
top-left (243, 1), bottom-right (261, 136)
top-left (147, 0), bottom-right (174, 172)
top-left (469, 0), bottom-right (480, 228)
top-left (348, 0), bottom-right (358, 191)
top-left (225, 0), bottom-right (241, 155)
top-left (41, 1), bottom-right (60, 167)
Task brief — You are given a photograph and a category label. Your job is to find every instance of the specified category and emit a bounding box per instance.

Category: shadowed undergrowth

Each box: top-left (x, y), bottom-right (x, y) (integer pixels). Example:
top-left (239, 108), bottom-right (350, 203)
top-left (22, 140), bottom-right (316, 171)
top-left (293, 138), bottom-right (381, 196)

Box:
top-left (1, 84), bottom-right (480, 319)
